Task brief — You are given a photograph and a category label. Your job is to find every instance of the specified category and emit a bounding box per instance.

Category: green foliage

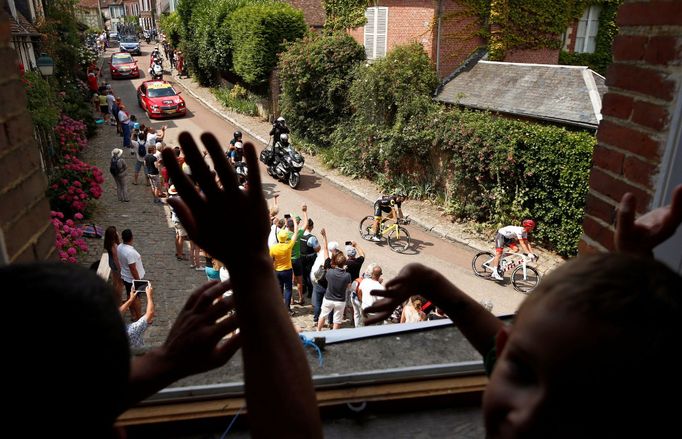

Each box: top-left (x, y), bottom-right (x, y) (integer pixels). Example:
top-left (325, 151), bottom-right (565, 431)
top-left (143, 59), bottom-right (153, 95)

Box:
top-left (349, 43), bottom-right (439, 128)
top-left (23, 72), bottom-right (60, 132)
top-left (279, 32), bottom-right (365, 143)
top-left (323, 0), bottom-right (368, 32)
top-left (229, 2), bottom-right (307, 85)
top-left (39, 0), bottom-right (84, 81)
top-left (159, 12), bottom-right (182, 47)
top-left (323, 101), bottom-right (594, 256)
top-left (211, 85), bottom-right (260, 116)
top-left (559, 1), bottom-right (621, 75)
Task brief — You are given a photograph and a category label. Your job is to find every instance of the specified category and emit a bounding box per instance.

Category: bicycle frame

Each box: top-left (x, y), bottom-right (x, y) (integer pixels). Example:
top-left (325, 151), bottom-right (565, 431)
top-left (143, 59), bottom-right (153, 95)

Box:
top-left (483, 252), bottom-right (534, 279)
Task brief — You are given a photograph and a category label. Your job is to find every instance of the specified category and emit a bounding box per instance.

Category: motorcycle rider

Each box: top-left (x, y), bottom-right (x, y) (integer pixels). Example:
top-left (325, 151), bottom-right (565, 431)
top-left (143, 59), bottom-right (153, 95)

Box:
top-left (229, 131), bottom-right (242, 151)
top-left (271, 133), bottom-right (290, 169)
top-left (229, 141), bottom-right (245, 165)
top-left (268, 117), bottom-right (289, 165)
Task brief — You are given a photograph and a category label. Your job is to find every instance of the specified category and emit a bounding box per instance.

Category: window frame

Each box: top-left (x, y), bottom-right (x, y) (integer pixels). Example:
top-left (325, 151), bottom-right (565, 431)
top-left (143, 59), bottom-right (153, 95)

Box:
top-left (364, 6), bottom-right (388, 60)
top-left (574, 5), bottom-right (601, 54)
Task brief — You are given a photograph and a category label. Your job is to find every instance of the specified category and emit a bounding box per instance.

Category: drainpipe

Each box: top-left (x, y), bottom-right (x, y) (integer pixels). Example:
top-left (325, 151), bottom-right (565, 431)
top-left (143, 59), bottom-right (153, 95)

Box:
top-left (436, 0), bottom-right (442, 77)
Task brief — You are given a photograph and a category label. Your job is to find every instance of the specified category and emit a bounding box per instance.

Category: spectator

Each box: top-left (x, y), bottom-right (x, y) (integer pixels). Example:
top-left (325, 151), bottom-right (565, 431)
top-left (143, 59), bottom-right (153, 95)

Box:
top-left (344, 241), bottom-right (365, 280)
top-left (270, 219), bottom-right (299, 315)
top-left (400, 296), bottom-right (426, 323)
top-left (364, 186), bottom-right (682, 438)
top-left (117, 229), bottom-right (144, 321)
top-left (103, 226), bottom-right (123, 304)
top-left (358, 264), bottom-right (384, 321)
top-left (118, 104), bottom-right (132, 149)
top-left (144, 144), bottom-right (162, 204)
top-left (310, 229), bottom-right (340, 325)
top-left (132, 131), bottom-right (148, 185)
top-left (289, 205), bottom-right (308, 305)
top-left (316, 252), bottom-right (351, 331)
top-left (119, 284), bottom-right (155, 349)
top-left (109, 148), bottom-right (129, 202)
top-left (168, 185), bottom-right (188, 260)
top-left (299, 218), bottom-right (320, 301)
top-left (106, 90), bottom-right (115, 125)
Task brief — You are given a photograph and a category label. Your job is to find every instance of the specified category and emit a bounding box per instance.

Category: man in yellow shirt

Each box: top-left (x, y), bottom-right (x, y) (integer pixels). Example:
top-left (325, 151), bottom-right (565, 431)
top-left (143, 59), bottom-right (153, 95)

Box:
top-left (270, 218), bottom-right (299, 315)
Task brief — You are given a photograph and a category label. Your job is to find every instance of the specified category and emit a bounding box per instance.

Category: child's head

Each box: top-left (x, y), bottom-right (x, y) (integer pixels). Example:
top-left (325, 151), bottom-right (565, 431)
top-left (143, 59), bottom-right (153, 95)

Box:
top-left (4, 263), bottom-right (130, 435)
top-left (483, 253), bottom-right (681, 438)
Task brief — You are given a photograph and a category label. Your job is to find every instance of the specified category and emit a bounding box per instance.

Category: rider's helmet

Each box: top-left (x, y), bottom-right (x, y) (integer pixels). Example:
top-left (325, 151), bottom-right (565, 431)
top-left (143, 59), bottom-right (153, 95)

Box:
top-left (235, 141), bottom-right (243, 149)
top-left (233, 131), bottom-right (242, 140)
top-left (276, 116), bottom-right (286, 126)
top-left (279, 133), bottom-right (289, 144)
top-left (522, 219), bottom-right (536, 230)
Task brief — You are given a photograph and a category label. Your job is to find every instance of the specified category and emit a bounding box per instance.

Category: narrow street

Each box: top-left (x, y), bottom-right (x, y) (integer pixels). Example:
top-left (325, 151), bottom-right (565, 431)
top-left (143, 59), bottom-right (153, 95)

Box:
top-left (92, 42), bottom-right (529, 344)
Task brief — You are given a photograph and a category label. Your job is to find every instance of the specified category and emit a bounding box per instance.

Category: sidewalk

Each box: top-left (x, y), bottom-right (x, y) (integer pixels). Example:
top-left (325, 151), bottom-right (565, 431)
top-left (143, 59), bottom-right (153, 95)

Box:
top-left (81, 113), bottom-right (211, 346)
top-left (170, 71), bottom-right (566, 274)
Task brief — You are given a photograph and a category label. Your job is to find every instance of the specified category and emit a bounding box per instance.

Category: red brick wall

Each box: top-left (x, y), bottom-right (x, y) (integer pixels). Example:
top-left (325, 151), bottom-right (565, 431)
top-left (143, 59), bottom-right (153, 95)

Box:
top-left (437, 0), bottom-right (487, 78)
top-left (348, 0), bottom-right (485, 78)
top-left (284, 0), bottom-right (325, 28)
top-left (0, 8), bottom-right (55, 262)
top-left (580, 0), bottom-right (682, 253)
top-left (503, 48), bottom-right (560, 64)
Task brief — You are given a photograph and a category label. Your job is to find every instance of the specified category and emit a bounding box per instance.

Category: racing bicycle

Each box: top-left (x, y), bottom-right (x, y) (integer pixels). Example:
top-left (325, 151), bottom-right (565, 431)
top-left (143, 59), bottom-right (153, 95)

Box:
top-left (471, 251), bottom-right (540, 293)
top-left (359, 216), bottom-right (411, 253)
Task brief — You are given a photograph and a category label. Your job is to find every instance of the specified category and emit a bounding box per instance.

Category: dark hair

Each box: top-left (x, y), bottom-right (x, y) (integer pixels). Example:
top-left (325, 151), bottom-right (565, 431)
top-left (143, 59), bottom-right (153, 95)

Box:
top-left (334, 253), bottom-right (347, 267)
top-left (3, 263), bottom-right (130, 435)
top-left (307, 219), bottom-right (314, 229)
top-left (121, 229), bottom-right (133, 243)
top-left (103, 226), bottom-right (120, 252)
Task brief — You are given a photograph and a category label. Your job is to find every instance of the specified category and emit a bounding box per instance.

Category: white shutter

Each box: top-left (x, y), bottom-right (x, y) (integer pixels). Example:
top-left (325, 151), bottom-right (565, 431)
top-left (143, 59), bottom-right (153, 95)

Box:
top-left (375, 7), bottom-right (388, 58)
top-left (364, 8), bottom-right (376, 59)
top-left (575, 5), bottom-right (600, 53)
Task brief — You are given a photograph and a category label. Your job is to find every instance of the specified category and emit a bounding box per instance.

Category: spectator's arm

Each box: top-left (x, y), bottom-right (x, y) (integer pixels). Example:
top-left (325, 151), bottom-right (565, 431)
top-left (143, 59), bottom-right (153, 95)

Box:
top-left (161, 134), bottom-right (322, 438)
top-left (129, 263), bottom-right (140, 280)
top-left (119, 290), bottom-right (138, 313)
top-left (353, 241), bottom-right (365, 258)
top-left (301, 203), bottom-right (308, 229)
top-left (144, 285), bottom-right (155, 324)
top-left (321, 228), bottom-right (329, 260)
top-left (365, 263), bottom-right (503, 357)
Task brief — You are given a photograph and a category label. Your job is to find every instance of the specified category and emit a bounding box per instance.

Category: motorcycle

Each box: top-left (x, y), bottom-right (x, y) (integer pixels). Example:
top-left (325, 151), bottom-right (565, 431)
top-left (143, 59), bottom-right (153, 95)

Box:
top-left (235, 161), bottom-right (248, 186)
top-left (149, 60), bottom-right (163, 80)
top-left (259, 142), bottom-right (304, 189)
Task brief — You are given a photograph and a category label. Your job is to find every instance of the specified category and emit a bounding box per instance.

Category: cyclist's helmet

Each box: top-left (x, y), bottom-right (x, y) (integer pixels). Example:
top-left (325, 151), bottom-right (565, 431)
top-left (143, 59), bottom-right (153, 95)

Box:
top-left (522, 219), bottom-right (536, 230)
top-left (280, 133), bottom-right (289, 143)
top-left (233, 131), bottom-right (242, 140)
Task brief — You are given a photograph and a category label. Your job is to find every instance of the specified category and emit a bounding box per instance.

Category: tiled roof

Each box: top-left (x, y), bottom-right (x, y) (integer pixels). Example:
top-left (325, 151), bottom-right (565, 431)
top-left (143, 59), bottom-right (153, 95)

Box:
top-left (6, 6), bottom-right (40, 36)
top-left (435, 61), bottom-right (606, 129)
top-left (77, 0), bottom-right (101, 9)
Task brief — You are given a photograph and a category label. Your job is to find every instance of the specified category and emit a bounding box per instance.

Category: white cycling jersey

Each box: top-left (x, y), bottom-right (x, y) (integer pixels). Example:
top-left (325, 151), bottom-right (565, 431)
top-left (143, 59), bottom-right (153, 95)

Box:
top-left (498, 225), bottom-right (527, 240)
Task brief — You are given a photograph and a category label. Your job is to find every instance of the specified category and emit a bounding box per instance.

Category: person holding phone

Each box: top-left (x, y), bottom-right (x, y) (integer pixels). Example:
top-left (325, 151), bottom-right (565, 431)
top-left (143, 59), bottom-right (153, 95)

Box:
top-left (117, 229), bottom-right (145, 321)
top-left (119, 284), bottom-right (155, 348)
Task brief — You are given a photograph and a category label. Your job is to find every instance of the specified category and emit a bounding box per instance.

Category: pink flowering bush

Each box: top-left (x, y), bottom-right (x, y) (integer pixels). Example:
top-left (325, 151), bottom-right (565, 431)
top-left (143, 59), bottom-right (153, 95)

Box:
top-left (51, 211), bottom-right (88, 263)
top-left (54, 114), bottom-right (88, 156)
top-left (48, 155), bottom-right (104, 218)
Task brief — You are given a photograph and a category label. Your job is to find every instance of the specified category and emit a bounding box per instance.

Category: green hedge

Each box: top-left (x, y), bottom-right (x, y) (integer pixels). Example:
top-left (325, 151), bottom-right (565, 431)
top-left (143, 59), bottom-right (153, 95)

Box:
top-left (229, 2), bottom-right (307, 85)
top-left (278, 32), bottom-right (365, 143)
top-left (159, 12), bottom-right (182, 48)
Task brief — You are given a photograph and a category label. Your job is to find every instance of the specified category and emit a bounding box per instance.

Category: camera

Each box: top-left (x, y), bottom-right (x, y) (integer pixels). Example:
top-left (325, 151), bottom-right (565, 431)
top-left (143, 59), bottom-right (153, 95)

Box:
top-left (345, 241), bottom-right (352, 246)
top-left (284, 214), bottom-right (291, 219)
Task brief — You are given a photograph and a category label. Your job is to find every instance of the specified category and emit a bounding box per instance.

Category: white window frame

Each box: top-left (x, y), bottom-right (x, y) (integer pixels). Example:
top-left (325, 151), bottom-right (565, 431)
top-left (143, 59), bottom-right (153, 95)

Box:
top-left (574, 5), bottom-right (601, 53)
top-left (364, 6), bottom-right (388, 60)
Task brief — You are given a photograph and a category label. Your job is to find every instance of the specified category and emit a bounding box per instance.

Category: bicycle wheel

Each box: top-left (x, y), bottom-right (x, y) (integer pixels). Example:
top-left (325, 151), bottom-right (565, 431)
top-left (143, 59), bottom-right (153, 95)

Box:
top-left (471, 251), bottom-right (494, 278)
top-left (359, 216), bottom-right (375, 241)
top-left (387, 226), bottom-right (411, 253)
top-left (511, 265), bottom-right (540, 293)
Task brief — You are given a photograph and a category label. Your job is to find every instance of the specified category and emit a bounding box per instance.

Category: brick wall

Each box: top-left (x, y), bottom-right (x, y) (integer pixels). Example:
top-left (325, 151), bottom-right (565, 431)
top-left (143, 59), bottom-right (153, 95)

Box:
top-left (503, 48), bottom-right (560, 64)
top-left (580, 0), bottom-right (682, 253)
top-left (284, 0), bottom-right (325, 28)
top-left (0, 8), bottom-right (55, 263)
top-left (437, 0), bottom-right (487, 78)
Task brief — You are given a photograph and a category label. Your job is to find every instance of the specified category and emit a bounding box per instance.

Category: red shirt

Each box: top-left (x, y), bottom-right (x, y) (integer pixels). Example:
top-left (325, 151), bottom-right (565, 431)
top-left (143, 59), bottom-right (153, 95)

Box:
top-left (87, 75), bottom-right (98, 92)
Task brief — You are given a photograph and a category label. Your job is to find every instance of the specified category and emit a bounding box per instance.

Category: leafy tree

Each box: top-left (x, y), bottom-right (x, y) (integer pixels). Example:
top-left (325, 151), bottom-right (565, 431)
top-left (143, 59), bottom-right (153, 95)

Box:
top-left (279, 33), bottom-right (365, 143)
top-left (229, 2), bottom-right (307, 85)
top-left (159, 12), bottom-right (182, 47)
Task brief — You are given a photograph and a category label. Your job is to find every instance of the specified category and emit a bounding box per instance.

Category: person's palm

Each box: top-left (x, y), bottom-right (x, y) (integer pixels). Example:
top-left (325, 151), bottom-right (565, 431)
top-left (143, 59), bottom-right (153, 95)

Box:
top-left (162, 133), bottom-right (270, 267)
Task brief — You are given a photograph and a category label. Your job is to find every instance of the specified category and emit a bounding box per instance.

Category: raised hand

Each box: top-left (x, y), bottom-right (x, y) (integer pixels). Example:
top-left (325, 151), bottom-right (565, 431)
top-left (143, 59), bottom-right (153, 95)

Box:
top-left (364, 263), bottom-right (438, 326)
top-left (161, 133), bottom-right (269, 267)
top-left (160, 280), bottom-right (240, 378)
top-left (616, 184), bottom-right (682, 255)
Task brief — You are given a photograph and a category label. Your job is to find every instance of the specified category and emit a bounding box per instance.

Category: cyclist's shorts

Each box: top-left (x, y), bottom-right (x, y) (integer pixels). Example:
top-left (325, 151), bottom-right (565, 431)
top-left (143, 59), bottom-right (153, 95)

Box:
top-left (374, 201), bottom-right (392, 218)
top-left (495, 233), bottom-right (518, 253)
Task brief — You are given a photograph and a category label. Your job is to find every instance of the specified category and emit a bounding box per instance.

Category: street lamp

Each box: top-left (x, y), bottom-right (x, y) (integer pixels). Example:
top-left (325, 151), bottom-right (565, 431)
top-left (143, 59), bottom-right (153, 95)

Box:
top-left (36, 53), bottom-right (54, 76)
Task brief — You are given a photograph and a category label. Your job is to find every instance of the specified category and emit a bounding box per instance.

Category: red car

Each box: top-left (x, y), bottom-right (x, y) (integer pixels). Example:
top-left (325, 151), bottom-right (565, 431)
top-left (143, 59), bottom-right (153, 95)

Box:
top-left (136, 80), bottom-right (187, 119)
top-left (109, 52), bottom-right (139, 79)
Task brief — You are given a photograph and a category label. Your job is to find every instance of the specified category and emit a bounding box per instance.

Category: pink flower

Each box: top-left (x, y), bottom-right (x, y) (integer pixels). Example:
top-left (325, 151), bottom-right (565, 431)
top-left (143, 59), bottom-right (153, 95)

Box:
top-left (74, 213), bottom-right (83, 220)
top-left (59, 251), bottom-right (68, 259)
top-left (68, 256), bottom-right (77, 263)
top-left (67, 247), bottom-right (77, 256)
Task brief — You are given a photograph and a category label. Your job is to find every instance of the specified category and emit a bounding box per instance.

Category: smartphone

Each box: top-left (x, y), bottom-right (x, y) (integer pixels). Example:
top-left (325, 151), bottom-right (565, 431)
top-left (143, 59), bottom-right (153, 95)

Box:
top-left (284, 214), bottom-right (291, 219)
top-left (133, 279), bottom-right (150, 293)
top-left (345, 241), bottom-right (352, 246)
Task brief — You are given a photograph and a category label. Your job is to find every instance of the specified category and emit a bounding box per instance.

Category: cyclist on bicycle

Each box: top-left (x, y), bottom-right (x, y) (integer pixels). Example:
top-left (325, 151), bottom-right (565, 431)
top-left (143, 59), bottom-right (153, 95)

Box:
top-left (491, 219), bottom-right (537, 280)
top-left (371, 194), bottom-right (406, 242)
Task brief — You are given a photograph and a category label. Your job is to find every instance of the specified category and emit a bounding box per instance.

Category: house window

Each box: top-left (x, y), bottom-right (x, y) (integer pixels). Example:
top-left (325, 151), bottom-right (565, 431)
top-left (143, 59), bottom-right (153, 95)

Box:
top-left (364, 7), bottom-right (388, 60)
top-left (574, 5), bottom-right (601, 53)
